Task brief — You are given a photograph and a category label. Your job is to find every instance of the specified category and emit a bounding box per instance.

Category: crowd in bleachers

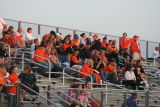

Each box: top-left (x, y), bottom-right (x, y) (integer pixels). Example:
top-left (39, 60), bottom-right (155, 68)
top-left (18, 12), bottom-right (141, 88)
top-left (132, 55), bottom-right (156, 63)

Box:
top-left (0, 18), bottom-right (153, 107)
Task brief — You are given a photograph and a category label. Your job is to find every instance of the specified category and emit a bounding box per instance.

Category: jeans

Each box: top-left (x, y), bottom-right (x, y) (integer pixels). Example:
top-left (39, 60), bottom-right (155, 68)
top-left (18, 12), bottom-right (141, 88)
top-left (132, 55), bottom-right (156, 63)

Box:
top-left (99, 71), bottom-right (108, 82)
top-left (7, 94), bottom-right (17, 107)
top-left (37, 62), bottom-right (49, 74)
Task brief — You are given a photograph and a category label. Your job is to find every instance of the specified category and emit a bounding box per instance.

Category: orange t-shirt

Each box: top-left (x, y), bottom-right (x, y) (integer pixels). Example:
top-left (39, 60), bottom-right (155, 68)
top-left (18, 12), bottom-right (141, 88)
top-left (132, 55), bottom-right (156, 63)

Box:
top-left (80, 64), bottom-right (92, 78)
top-left (16, 36), bottom-right (23, 47)
top-left (34, 49), bottom-right (46, 62)
top-left (7, 74), bottom-right (19, 95)
top-left (62, 43), bottom-right (72, 50)
top-left (101, 42), bottom-right (107, 48)
top-left (70, 55), bottom-right (79, 64)
top-left (0, 73), bottom-right (5, 85)
top-left (107, 45), bottom-right (118, 54)
top-left (72, 40), bottom-right (80, 47)
top-left (101, 64), bottom-right (116, 75)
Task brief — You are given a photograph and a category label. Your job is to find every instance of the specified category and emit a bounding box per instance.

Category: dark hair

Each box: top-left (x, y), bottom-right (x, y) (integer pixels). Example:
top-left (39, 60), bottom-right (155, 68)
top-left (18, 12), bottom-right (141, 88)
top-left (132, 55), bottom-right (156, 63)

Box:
top-left (27, 27), bottom-right (32, 32)
top-left (9, 66), bottom-right (17, 74)
top-left (132, 93), bottom-right (137, 97)
top-left (110, 58), bottom-right (116, 63)
top-left (103, 37), bottom-right (107, 40)
top-left (70, 103), bottom-right (80, 107)
top-left (80, 33), bottom-right (85, 37)
top-left (3, 31), bottom-right (9, 36)
top-left (34, 39), bottom-right (39, 43)
top-left (24, 66), bottom-right (32, 72)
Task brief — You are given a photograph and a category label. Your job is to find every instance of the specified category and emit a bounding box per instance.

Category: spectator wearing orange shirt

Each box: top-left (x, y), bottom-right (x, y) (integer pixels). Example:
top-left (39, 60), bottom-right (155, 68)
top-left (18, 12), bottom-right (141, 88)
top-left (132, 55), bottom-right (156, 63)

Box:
top-left (107, 40), bottom-right (119, 62)
top-left (80, 59), bottom-right (101, 83)
top-left (0, 65), bottom-right (6, 92)
top-left (119, 33), bottom-right (128, 50)
top-left (101, 59), bottom-right (118, 83)
top-left (101, 37), bottom-right (107, 50)
top-left (7, 66), bottom-right (21, 107)
top-left (34, 46), bottom-right (49, 74)
top-left (63, 38), bottom-right (72, 51)
top-left (72, 34), bottom-right (80, 47)
top-left (130, 36), bottom-right (140, 61)
top-left (70, 50), bottom-right (82, 67)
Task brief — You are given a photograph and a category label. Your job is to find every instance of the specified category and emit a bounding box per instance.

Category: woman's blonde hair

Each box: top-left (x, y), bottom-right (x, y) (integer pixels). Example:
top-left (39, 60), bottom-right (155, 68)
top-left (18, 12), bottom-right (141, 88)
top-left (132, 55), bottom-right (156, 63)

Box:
top-left (86, 59), bottom-right (93, 68)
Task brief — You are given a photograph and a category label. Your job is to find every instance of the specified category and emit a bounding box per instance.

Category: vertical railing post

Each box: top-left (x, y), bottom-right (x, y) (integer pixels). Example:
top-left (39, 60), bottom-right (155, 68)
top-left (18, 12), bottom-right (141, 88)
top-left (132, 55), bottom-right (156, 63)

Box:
top-left (73, 30), bottom-right (76, 36)
top-left (18, 21), bottom-right (21, 28)
top-left (56, 27), bottom-right (59, 33)
top-left (89, 32), bottom-right (92, 36)
top-left (101, 91), bottom-right (104, 107)
top-left (48, 61), bottom-right (51, 83)
top-left (0, 92), bottom-right (2, 107)
top-left (146, 41), bottom-right (149, 59)
top-left (145, 91), bottom-right (149, 107)
top-left (123, 92), bottom-right (127, 107)
top-left (16, 85), bottom-right (21, 107)
top-left (62, 68), bottom-right (65, 86)
top-left (38, 25), bottom-right (41, 35)
top-left (47, 85), bottom-right (51, 107)
top-left (22, 51), bottom-right (24, 71)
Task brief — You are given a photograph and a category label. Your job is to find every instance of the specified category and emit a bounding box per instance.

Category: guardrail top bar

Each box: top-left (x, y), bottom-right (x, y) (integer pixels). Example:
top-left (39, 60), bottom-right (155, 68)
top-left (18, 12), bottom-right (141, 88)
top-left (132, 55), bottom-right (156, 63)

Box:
top-left (4, 18), bottom-right (160, 43)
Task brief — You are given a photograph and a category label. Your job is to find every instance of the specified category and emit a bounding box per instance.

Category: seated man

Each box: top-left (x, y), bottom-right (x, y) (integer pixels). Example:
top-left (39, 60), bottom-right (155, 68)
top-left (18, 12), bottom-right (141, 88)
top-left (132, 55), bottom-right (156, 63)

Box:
top-left (19, 66), bottom-right (39, 100)
top-left (25, 27), bottom-right (34, 47)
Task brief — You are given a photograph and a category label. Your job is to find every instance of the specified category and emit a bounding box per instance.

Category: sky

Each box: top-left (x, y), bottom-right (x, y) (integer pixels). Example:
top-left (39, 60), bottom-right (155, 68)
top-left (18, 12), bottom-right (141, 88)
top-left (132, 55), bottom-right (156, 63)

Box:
top-left (0, 0), bottom-right (160, 42)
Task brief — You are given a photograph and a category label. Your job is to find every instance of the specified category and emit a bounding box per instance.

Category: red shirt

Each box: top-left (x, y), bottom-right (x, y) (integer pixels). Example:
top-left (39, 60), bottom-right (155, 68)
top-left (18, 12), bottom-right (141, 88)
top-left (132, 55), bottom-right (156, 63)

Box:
top-left (7, 74), bottom-right (19, 95)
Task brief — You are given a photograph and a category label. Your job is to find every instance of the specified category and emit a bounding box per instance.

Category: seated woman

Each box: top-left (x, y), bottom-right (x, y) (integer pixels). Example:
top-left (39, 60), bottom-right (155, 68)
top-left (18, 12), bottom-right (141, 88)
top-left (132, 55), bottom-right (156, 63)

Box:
top-left (70, 50), bottom-right (83, 67)
top-left (80, 59), bottom-right (101, 83)
top-left (124, 65), bottom-right (137, 90)
top-left (135, 67), bottom-right (148, 88)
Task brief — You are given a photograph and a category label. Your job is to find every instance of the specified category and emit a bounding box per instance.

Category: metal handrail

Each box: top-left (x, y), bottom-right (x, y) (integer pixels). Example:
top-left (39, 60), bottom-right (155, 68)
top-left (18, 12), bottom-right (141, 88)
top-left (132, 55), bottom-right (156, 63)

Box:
top-left (63, 67), bottom-right (93, 88)
top-left (0, 41), bottom-right (11, 57)
top-left (22, 51), bottom-right (52, 83)
top-left (50, 86), bottom-right (84, 106)
top-left (20, 83), bottom-right (59, 107)
top-left (5, 18), bottom-right (160, 44)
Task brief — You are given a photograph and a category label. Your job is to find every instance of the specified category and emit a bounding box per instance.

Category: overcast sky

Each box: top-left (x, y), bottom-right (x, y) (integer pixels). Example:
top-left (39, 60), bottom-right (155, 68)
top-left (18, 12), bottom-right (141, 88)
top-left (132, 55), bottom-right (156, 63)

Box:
top-left (0, 0), bottom-right (160, 42)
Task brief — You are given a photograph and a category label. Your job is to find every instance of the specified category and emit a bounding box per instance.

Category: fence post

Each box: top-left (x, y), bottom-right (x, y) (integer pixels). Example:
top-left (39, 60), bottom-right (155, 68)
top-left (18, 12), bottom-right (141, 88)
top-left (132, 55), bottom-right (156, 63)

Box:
top-left (18, 21), bottom-right (21, 28)
top-left (145, 91), bottom-right (149, 107)
top-left (101, 91), bottom-right (104, 107)
top-left (38, 25), bottom-right (41, 35)
top-left (16, 85), bottom-right (21, 107)
top-left (47, 85), bottom-right (51, 107)
top-left (73, 30), bottom-right (76, 36)
top-left (123, 92), bottom-right (127, 107)
top-left (22, 51), bottom-right (24, 71)
top-left (89, 32), bottom-right (92, 36)
top-left (146, 41), bottom-right (149, 59)
top-left (56, 27), bottom-right (59, 33)
top-left (0, 92), bottom-right (2, 107)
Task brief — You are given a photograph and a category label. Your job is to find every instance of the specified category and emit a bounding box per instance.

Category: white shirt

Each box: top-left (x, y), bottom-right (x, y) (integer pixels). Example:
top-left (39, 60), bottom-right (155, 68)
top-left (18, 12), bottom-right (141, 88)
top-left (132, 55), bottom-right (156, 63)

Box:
top-left (124, 71), bottom-right (136, 80)
top-left (30, 43), bottom-right (35, 59)
top-left (80, 37), bottom-right (86, 45)
top-left (25, 32), bottom-right (34, 41)
top-left (0, 18), bottom-right (6, 30)
top-left (153, 50), bottom-right (159, 59)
